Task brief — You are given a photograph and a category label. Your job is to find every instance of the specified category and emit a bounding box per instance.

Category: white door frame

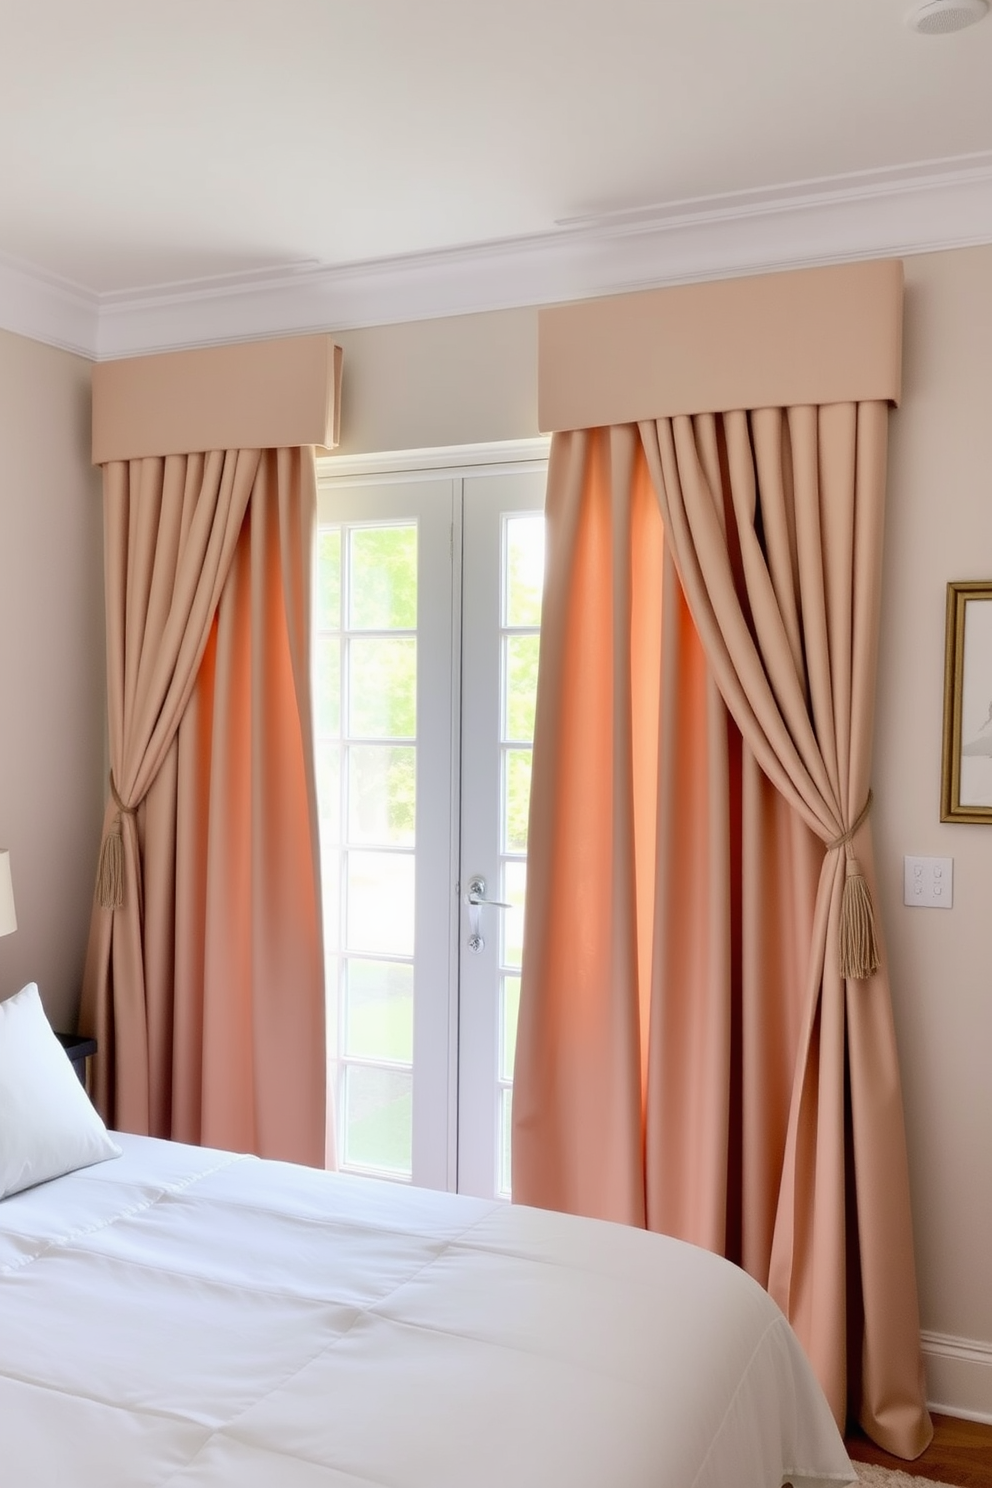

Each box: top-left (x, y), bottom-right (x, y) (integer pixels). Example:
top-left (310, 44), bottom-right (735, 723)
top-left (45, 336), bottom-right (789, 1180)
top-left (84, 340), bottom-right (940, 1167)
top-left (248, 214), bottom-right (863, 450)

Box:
top-left (316, 438), bottom-right (550, 1194)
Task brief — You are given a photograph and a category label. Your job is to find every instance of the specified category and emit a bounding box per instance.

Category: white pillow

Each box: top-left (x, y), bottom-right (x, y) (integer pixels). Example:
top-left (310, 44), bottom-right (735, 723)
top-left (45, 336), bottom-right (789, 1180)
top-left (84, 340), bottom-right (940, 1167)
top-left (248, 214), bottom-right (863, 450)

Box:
top-left (0, 982), bottom-right (121, 1199)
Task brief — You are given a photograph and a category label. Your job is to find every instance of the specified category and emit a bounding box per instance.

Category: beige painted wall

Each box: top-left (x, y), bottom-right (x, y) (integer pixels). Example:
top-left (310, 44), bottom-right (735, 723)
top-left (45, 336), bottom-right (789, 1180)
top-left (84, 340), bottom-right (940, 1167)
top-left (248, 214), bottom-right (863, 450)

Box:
top-left (0, 248), bottom-right (989, 1413)
top-left (332, 307), bottom-right (540, 456)
top-left (0, 329), bottom-right (104, 1033)
top-left (877, 246), bottom-right (992, 1405)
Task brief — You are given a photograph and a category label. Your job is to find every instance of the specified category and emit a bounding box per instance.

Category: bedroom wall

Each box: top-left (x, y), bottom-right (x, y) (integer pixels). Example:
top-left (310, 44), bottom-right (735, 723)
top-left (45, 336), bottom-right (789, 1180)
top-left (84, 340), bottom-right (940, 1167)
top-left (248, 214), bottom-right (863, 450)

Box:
top-left (0, 328), bottom-right (104, 1035)
top-left (333, 307), bottom-right (540, 455)
top-left (877, 245), bottom-right (992, 1419)
top-left (0, 246), bottom-right (988, 1418)
top-left (328, 252), bottom-right (992, 1420)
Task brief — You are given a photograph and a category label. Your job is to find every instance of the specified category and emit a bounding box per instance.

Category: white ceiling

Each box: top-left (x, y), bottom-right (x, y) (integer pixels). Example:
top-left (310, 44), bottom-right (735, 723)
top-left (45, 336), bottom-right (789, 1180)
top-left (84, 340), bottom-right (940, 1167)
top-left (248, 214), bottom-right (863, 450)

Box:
top-left (2, 0), bottom-right (992, 354)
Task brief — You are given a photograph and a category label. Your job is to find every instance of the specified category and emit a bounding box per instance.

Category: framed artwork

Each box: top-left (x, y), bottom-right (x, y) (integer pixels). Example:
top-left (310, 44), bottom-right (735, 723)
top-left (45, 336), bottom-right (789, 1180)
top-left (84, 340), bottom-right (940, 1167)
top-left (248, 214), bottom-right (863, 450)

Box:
top-left (941, 581), bottom-right (992, 823)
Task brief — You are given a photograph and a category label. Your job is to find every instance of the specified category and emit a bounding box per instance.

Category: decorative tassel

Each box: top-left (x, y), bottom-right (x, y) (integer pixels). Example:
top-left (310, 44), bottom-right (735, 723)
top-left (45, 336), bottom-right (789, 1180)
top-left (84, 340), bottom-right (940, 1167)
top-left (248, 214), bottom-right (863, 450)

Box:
top-left (97, 772), bottom-right (139, 911)
top-left (97, 816), bottom-right (124, 910)
top-left (839, 856), bottom-right (880, 981)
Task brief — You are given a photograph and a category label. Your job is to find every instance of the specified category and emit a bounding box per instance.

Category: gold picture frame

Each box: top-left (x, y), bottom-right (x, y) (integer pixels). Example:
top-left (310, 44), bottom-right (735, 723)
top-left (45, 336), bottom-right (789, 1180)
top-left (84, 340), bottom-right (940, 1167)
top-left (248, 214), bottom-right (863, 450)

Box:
top-left (941, 581), bottom-right (992, 823)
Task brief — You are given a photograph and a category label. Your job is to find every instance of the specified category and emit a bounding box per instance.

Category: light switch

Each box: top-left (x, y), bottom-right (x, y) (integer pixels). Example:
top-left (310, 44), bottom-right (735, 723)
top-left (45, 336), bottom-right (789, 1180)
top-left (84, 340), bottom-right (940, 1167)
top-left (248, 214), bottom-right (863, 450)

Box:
top-left (903, 855), bottom-right (953, 909)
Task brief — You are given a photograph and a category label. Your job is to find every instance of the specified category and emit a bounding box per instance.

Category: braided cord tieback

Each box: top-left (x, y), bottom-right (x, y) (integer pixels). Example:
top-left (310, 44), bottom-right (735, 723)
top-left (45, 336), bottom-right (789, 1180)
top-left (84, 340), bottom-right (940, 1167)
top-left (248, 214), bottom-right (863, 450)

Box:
top-left (97, 773), bottom-right (138, 911)
top-left (829, 790), bottom-right (879, 981)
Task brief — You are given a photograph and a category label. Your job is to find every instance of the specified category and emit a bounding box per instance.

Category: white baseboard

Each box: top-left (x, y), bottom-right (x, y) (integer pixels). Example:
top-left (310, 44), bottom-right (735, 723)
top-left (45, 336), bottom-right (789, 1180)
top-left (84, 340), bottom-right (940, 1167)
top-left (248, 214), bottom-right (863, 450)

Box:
top-left (921, 1330), bottom-right (992, 1424)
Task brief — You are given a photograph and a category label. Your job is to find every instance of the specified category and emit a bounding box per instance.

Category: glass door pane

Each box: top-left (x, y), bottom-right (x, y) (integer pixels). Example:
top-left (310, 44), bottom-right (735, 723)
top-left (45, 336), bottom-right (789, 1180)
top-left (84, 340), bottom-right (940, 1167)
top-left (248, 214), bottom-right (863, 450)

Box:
top-left (315, 477), bottom-right (456, 1190)
top-left (458, 472), bottom-right (546, 1200)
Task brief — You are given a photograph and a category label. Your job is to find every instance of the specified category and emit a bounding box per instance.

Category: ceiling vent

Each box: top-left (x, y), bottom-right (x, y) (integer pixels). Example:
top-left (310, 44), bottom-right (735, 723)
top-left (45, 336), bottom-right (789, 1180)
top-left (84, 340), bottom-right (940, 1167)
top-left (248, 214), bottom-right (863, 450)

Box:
top-left (905, 0), bottom-right (989, 32)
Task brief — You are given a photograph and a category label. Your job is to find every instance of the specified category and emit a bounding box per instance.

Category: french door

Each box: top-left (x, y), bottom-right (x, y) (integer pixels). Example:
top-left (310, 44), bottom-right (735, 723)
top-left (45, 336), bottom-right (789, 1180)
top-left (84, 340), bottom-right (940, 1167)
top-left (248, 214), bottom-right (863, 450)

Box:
top-left (314, 444), bottom-right (547, 1198)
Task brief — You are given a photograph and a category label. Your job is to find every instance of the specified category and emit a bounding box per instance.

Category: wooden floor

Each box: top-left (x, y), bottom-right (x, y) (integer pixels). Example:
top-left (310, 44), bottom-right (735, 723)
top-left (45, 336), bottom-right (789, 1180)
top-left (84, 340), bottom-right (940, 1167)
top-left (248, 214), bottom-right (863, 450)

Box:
top-left (846, 1414), bottom-right (992, 1487)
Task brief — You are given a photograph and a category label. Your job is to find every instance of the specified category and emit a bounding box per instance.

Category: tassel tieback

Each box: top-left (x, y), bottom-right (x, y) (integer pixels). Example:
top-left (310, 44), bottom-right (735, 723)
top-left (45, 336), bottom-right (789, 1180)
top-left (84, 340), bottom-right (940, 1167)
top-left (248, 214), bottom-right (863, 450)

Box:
top-left (97, 773), bottom-right (137, 911)
top-left (829, 790), bottom-right (880, 982)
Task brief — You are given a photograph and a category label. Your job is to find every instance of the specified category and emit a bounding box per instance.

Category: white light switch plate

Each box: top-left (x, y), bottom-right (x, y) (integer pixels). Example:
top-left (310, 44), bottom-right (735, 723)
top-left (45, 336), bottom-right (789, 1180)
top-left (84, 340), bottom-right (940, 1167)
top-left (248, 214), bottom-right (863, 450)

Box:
top-left (903, 855), bottom-right (953, 909)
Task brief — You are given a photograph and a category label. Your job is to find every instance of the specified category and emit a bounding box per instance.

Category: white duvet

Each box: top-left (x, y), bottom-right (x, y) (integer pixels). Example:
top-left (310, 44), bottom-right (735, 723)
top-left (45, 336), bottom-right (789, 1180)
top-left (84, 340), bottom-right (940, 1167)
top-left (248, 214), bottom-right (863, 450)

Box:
top-left (0, 1134), bottom-right (854, 1488)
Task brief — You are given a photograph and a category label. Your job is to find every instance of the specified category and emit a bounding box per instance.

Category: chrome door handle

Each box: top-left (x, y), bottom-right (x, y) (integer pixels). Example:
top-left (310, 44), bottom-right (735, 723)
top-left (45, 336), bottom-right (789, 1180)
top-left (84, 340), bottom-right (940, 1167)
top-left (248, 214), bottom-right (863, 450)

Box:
top-left (466, 876), bottom-right (512, 908)
top-left (465, 876), bottom-right (512, 953)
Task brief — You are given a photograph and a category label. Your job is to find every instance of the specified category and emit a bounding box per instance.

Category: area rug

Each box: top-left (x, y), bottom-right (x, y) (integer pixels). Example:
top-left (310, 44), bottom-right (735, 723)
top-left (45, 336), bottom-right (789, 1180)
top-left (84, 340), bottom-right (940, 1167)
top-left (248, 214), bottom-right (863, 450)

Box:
top-left (853, 1464), bottom-right (957, 1488)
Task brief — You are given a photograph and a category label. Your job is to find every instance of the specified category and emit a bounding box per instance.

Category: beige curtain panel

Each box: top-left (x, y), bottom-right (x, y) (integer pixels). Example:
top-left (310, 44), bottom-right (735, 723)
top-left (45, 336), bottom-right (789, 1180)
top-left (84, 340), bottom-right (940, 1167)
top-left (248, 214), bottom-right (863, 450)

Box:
top-left (81, 337), bottom-right (337, 1169)
top-left (517, 262), bottom-right (930, 1459)
top-left (641, 404), bottom-right (927, 1455)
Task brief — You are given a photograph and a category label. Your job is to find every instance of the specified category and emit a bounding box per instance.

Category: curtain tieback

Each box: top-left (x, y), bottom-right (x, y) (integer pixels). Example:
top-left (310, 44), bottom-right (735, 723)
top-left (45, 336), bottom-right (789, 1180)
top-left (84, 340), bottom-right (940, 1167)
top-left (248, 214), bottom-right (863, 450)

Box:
top-left (97, 772), bottom-right (138, 912)
top-left (828, 790), bottom-right (879, 981)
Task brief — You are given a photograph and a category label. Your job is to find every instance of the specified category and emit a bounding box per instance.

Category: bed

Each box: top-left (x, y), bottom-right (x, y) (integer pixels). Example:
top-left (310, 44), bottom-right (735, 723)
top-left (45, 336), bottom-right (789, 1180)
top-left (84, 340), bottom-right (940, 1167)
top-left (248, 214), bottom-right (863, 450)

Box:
top-left (0, 987), bottom-right (855, 1488)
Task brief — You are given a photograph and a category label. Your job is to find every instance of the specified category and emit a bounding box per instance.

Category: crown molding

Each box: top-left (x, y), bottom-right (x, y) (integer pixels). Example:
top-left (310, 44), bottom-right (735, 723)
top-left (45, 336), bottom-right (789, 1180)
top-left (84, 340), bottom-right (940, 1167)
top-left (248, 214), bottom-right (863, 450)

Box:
top-left (4, 151), bottom-right (992, 361)
top-left (0, 249), bottom-right (98, 358)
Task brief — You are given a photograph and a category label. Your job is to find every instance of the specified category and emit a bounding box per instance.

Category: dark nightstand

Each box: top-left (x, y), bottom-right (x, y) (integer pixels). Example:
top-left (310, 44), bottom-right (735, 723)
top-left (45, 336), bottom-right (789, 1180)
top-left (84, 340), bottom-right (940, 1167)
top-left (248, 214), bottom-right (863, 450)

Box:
top-left (55, 1032), bottom-right (98, 1086)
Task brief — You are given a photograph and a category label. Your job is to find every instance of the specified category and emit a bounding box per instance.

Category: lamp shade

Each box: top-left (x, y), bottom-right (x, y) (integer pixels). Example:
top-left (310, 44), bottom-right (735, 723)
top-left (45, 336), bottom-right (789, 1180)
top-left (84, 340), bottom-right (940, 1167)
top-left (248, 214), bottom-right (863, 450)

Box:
top-left (0, 850), bottom-right (16, 937)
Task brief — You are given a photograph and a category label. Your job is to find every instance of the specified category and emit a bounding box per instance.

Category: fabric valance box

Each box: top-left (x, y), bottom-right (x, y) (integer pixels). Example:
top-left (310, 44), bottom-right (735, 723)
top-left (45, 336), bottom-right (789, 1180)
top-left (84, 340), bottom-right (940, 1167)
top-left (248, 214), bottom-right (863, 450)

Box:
top-left (537, 259), bottom-right (903, 432)
top-left (91, 333), bottom-right (343, 464)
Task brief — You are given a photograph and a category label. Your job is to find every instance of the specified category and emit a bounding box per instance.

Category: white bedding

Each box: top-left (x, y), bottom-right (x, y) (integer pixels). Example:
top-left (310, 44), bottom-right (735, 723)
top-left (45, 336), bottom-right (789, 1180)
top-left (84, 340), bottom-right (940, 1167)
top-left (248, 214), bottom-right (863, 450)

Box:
top-left (0, 1133), bottom-right (854, 1488)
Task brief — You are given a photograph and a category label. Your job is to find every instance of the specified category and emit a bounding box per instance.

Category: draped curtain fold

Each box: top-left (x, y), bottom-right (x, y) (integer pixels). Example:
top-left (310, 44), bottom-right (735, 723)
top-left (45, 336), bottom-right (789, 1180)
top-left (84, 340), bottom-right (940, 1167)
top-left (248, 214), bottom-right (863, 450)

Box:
top-left (80, 446), bottom-right (327, 1168)
top-left (641, 404), bottom-right (927, 1454)
top-left (513, 414), bottom-right (930, 1458)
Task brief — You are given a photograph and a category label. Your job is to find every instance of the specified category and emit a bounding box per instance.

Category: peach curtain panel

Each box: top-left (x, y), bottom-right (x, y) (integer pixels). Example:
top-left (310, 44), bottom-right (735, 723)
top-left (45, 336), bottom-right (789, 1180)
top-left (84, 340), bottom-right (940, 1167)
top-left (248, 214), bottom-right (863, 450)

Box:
top-left (513, 427), bottom-right (815, 1234)
top-left (515, 416), bottom-right (929, 1458)
top-left (639, 405), bottom-right (927, 1454)
top-left (80, 447), bottom-right (327, 1168)
top-left (520, 262), bottom-right (929, 1458)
